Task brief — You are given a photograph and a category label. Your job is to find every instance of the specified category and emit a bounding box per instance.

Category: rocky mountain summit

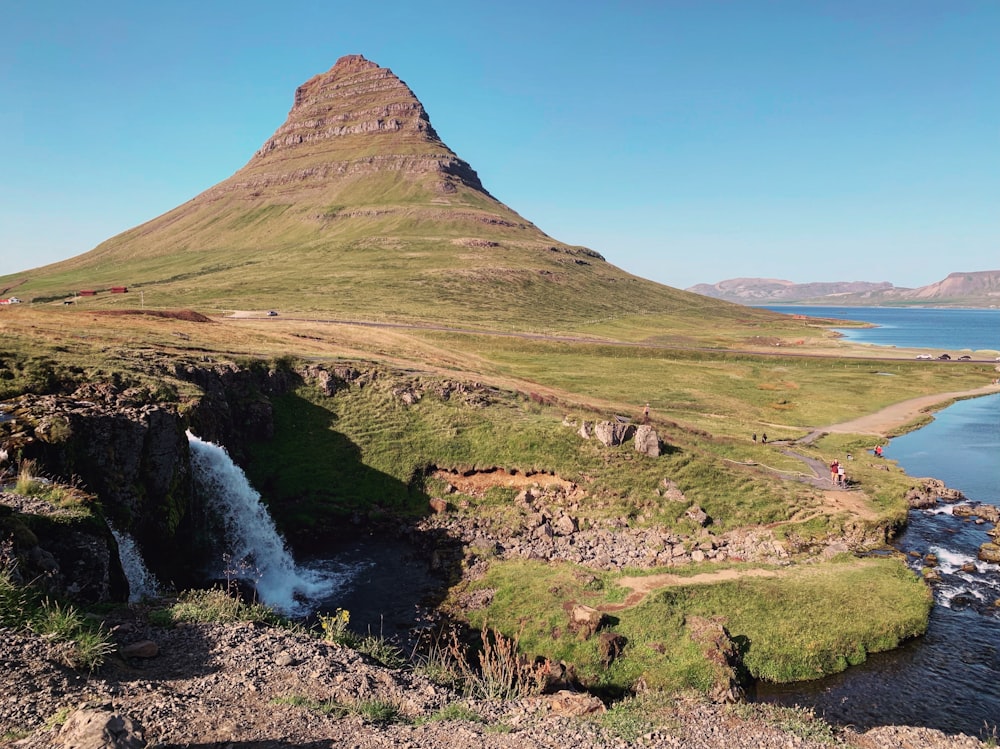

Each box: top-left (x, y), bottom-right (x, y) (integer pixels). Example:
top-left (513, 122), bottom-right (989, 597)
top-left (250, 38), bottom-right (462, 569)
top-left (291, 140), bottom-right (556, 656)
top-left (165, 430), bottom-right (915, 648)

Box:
top-left (210, 54), bottom-right (491, 202)
top-left (689, 270), bottom-right (1000, 307)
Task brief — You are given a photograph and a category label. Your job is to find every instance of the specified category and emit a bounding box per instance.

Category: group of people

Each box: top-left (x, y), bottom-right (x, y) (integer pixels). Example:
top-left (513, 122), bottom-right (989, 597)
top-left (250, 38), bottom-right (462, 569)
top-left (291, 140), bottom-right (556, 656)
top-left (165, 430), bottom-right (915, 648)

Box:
top-left (751, 432), bottom-right (768, 445)
top-left (829, 459), bottom-right (846, 486)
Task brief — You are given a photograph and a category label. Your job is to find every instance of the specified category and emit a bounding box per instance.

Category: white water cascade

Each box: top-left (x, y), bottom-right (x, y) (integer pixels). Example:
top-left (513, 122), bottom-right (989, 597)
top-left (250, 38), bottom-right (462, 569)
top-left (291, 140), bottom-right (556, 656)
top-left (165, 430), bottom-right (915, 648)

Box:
top-left (109, 525), bottom-right (161, 603)
top-left (187, 431), bottom-right (344, 615)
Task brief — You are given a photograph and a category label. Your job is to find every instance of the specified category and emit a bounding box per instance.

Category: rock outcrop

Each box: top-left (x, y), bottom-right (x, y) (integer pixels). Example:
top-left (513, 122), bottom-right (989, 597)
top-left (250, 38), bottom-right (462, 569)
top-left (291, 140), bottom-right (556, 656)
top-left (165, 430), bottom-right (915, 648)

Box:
top-left (0, 492), bottom-right (128, 604)
top-left (0, 360), bottom-right (303, 592)
top-left (593, 420), bottom-right (634, 447)
top-left (237, 54), bottom-right (491, 199)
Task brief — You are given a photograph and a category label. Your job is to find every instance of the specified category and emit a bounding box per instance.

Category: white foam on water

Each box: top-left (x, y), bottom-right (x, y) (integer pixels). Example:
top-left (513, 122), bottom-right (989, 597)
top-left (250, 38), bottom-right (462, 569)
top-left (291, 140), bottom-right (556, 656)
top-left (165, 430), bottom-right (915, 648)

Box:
top-left (109, 525), bottom-right (161, 603)
top-left (928, 545), bottom-right (977, 574)
top-left (187, 431), bottom-right (349, 616)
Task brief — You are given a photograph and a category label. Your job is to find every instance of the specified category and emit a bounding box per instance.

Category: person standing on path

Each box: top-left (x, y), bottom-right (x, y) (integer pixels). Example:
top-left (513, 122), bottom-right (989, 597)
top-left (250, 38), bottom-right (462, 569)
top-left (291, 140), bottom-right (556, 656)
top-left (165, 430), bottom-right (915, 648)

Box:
top-left (838, 462), bottom-right (846, 487)
top-left (830, 460), bottom-right (840, 485)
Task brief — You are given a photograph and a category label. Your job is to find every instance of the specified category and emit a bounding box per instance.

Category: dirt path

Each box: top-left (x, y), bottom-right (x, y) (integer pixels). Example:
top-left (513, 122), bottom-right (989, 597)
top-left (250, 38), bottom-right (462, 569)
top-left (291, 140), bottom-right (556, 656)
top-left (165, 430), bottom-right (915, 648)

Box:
top-left (604, 568), bottom-right (780, 610)
top-left (802, 383), bottom-right (1000, 440)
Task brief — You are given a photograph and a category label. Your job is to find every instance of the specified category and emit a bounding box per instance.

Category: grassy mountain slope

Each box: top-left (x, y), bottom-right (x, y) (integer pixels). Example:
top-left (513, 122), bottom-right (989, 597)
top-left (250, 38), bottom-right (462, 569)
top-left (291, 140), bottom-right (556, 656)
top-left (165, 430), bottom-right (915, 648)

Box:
top-left (1, 55), bottom-right (774, 333)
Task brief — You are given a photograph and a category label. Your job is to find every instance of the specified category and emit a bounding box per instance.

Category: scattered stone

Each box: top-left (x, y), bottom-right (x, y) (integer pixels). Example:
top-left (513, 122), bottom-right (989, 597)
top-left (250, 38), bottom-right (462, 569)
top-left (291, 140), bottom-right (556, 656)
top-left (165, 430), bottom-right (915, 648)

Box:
top-left (120, 640), bottom-right (159, 659)
top-left (568, 604), bottom-right (603, 639)
top-left (978, 542), bottom-right (1000, 564)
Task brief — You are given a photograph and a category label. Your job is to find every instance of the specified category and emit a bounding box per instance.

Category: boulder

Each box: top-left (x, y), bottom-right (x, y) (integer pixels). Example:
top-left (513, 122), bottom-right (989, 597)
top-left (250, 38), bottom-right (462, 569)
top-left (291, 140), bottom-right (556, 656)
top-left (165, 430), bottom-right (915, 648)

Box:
top-left (598, 631), bottom-right (627, 667)
top-left (568, 604), bottom-right (604, 639)
top-left (55, 707), bottom-right (146, 749)
top-left (428, 497), bottom-right (448, 514)
top-left (978, 542), bottom-right (1000, 564)
top-left (905, 479), bottom-right (965, 509)
top-left (686, 616), bottom-right (746, 703)
top-left (594, 421), bottom-right (633, 447)
top-left (633, 424), bottom-right (661, 457)
top-left (553, 514), bottom-right (578, 536)
top-left (547, 690), bottom-right (606, 716)
top-left (685, 505), bottom-right (710, 527)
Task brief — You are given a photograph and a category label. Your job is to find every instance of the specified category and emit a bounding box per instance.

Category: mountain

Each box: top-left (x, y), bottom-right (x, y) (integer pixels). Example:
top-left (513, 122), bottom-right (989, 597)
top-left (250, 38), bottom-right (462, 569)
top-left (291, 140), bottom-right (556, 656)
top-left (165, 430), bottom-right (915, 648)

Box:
top-left (688, 271), bottom-right (1000, 308)
top-left (2, 55), bottom-right (755, 331)
top-left (686, 278), bottom-right (896, 304)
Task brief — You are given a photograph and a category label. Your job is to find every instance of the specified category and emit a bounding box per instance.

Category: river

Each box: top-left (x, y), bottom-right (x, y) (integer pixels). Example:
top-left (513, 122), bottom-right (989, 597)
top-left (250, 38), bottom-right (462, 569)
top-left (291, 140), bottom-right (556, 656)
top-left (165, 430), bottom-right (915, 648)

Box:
top-left (755, 306), bottom-right (1000, 737)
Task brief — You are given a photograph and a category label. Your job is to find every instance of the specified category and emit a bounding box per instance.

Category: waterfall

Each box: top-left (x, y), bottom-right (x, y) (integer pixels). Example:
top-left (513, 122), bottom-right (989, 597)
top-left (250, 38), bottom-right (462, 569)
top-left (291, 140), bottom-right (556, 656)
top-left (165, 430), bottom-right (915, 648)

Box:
top-left (109, 525), bottom-right (161, 603)
top-left (187, 431), bottom-right (344, 615)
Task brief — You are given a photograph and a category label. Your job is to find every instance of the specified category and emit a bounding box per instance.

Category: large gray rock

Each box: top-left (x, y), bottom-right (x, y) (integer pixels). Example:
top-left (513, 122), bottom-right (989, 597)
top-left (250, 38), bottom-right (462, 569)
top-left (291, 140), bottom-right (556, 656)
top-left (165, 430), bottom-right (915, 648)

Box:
top-left (594, 421), bottom-right (633, 447)
top-left (634, 424), bottom-right (661, 457)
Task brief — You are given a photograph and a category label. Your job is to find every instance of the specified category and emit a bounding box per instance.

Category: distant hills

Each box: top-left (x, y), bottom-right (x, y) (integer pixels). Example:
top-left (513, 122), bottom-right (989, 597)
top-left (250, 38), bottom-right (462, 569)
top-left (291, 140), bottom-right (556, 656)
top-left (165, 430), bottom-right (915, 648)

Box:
top-left (687, 271), bottom-right (1000, 308)
top-left (0, 54), bottom-right (761, 332)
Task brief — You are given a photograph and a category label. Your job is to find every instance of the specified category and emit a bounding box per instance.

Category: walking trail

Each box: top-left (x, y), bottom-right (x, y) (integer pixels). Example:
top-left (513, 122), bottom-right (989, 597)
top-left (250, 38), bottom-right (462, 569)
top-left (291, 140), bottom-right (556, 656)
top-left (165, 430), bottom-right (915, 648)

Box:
top-left (613, 382), bottom-right (1000, 607)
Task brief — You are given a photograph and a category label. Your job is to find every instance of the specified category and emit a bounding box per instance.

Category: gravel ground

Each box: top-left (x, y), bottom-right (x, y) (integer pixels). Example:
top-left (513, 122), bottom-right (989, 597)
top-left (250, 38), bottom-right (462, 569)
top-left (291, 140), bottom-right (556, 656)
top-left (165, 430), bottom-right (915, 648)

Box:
top-left (0, 610), bottom-right (988, 749)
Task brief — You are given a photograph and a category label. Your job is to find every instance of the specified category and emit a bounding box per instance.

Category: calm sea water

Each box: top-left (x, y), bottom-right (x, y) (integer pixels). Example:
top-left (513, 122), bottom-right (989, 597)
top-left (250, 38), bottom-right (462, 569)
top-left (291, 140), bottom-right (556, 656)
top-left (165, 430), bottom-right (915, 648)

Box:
top-left (755, 307), bottom-right (1000, 736)
top-left (764, 305), bottom-right (1000, 353)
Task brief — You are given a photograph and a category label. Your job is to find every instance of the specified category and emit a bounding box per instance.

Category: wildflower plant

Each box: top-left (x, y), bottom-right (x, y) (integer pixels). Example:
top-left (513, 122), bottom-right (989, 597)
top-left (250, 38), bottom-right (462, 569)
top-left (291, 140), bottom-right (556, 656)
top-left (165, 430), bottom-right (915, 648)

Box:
top-left (319, 608), bottom-right (353, 644)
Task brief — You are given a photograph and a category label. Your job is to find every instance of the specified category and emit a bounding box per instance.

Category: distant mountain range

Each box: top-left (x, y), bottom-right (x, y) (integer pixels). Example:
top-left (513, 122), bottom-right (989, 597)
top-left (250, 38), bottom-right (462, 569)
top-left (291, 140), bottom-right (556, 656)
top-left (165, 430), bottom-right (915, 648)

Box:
top-left (687, 271), bottom-right (1000, 308)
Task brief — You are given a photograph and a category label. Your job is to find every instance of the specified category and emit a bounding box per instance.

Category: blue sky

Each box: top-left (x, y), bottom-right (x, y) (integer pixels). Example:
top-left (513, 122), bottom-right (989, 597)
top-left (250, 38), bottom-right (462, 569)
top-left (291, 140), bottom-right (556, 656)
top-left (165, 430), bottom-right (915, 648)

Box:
top-left (2, 0), bottom-right (997, 290)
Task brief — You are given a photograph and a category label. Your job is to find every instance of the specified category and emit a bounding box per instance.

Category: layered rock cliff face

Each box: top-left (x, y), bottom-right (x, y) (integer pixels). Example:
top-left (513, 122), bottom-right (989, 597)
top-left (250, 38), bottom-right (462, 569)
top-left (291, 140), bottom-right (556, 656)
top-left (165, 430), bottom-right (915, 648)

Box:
top-left (0, 362), bottom-right (303, 597)
top-left (207, 54), bottom-right (489, 200)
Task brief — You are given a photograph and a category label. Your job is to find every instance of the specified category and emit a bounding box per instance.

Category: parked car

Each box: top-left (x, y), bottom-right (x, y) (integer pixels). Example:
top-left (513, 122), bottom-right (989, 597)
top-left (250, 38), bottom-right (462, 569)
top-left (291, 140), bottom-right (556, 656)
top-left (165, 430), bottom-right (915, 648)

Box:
top-left (958, 355), bottom-right (972, 360)
top-left (915, 354), bottom-right (933, 360)
top-left (937, 354), bottom-right (951, 360)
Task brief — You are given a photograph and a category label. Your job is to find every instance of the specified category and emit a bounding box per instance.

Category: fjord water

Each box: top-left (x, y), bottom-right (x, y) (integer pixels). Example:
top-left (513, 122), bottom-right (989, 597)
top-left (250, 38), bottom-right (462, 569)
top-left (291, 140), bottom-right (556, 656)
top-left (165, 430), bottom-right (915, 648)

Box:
top-left (756, 307), bottom-right (1000, 736)
top-left (764, 305), bottom-right (1000, 352)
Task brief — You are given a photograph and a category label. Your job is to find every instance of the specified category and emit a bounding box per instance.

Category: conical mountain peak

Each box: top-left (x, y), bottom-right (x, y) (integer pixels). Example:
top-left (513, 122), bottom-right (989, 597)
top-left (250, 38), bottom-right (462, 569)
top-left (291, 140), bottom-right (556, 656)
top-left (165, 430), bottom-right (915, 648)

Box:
top-left (256, 54), bottom-right (439, 158)
top-left (5, 55), bottom-right (735, 332)
top-left (226, 55), bottom-right (488, 198)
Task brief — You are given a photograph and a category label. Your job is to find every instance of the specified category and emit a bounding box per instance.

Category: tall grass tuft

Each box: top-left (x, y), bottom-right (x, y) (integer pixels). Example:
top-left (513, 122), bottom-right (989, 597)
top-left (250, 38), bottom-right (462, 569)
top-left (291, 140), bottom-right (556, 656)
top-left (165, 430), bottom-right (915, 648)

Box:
top-left (449, 624), bottom-right (547, 700)
top-left (157, 588), bottom-right (280, 626)
top-left (0, 539), bottom-right (113, 671)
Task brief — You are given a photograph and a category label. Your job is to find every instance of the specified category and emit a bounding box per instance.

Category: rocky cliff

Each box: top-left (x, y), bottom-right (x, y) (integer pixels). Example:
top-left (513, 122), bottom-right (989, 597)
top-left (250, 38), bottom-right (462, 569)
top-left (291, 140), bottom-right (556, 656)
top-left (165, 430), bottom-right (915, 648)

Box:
top-left (208, 54), bottom-right (490, 202)
top-left (0, 360), bottom-right (304, 597)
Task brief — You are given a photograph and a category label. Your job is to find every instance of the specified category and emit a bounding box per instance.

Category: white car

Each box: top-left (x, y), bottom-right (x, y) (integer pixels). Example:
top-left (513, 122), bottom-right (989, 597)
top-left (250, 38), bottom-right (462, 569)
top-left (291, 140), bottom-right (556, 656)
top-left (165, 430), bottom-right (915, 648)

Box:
top-left (915, 354), bottom-right (932, 360)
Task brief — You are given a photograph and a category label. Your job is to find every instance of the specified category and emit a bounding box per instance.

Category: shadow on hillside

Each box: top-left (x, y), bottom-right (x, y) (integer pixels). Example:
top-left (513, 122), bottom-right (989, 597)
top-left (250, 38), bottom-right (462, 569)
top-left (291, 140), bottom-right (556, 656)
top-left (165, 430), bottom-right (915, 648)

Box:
top-left (245, 391), bottom-right (432, 544)
top-left (104, 621), bottom-right (218, 683)
top-left (239, 391), bottom-right (463, 640)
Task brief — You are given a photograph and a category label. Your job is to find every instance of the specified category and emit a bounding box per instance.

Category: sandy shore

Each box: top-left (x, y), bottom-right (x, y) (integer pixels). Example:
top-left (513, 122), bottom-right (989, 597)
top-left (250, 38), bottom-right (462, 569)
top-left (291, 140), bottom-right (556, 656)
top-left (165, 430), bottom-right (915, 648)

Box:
top-left (817, 382), bottom-right (1000, 437)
